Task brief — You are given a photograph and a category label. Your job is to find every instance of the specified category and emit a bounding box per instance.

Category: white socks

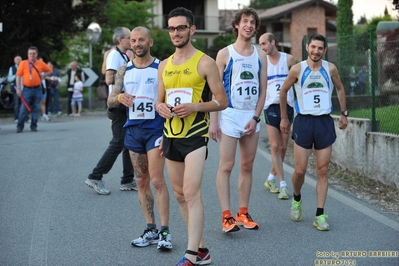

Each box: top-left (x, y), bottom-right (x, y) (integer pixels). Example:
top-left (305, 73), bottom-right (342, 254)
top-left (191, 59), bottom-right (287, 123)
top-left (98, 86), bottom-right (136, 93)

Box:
top-left (268, 173), bottom-right (287, 188)
top-left (267, 173), bottom-right (276, 181)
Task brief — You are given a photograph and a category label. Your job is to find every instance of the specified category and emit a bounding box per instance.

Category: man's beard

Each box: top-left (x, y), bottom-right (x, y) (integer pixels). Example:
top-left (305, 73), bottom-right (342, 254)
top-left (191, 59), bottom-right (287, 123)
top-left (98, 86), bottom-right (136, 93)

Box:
top-left (174, 35), bottom-right (190, 49)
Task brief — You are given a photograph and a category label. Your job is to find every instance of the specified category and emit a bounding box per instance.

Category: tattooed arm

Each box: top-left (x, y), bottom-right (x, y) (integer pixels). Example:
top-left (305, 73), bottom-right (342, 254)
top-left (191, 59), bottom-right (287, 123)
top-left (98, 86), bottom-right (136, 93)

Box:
top-left (107, 64), bottom-right (135, 109)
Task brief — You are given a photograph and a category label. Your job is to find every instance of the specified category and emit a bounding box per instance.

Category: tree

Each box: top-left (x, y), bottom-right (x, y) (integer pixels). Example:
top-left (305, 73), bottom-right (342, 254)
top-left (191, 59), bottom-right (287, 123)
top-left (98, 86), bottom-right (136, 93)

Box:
top-left (0, 0), bottom-right (97, 73)
top-left (357, 14), bottom-right (368, 25)
top-left (336, 0), bottom-right (354, 83)
top-left (0, 0), bottom-right (155, 74)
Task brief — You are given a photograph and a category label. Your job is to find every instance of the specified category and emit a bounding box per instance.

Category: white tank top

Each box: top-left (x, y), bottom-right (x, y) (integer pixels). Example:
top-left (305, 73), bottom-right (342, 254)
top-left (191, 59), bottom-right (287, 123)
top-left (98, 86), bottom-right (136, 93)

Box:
top-left (222, 44), bottom-right (261, 110)
top-left (263, 52), bottom-right (295, 109)
top-left (294, 60), bottom-right (334, 116)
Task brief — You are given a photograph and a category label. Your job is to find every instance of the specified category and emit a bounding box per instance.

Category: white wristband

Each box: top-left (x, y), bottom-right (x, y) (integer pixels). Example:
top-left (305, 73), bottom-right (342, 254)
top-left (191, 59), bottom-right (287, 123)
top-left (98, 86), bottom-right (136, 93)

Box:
top-left (212, 99), bottom-right (220, 107)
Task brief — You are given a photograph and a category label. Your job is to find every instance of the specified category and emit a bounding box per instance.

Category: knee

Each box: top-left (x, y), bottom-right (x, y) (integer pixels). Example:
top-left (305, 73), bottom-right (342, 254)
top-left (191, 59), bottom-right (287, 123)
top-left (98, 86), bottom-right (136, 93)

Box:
top-left (151, 175), bottom-right (166, 191)
top-left (240, 161), bottom-right (254, 173)
top-left (316, 167), bottom-right (328, 180)
top-left (293, 169), bottom-right (306, 179)
top-left (219, 161), bottom-right (235, 174)
top-left (174, 191), bottom-right (185, 205)
top-left (269, 142), bottom-right (279, 155)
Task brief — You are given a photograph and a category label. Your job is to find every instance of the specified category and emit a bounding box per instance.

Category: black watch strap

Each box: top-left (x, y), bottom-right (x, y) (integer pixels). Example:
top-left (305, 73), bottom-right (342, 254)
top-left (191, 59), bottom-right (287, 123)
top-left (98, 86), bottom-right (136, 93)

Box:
top-left (253, 116), bottom-right (261, 123)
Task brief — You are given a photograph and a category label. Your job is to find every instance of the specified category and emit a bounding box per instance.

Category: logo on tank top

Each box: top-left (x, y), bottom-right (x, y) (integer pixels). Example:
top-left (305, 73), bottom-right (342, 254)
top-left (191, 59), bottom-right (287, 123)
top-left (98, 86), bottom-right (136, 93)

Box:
top-left (145, 78), bottom-right (156, 84)
top-left (240, 71), bottom-right (254, 80)
top-left (307, 82), bottom-right (324, 88)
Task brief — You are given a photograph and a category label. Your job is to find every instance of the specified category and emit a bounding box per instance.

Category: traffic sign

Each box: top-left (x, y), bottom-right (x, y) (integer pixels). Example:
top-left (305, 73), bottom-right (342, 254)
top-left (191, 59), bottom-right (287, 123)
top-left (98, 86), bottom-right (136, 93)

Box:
top-left (82, 67), bottom-right (98, 87)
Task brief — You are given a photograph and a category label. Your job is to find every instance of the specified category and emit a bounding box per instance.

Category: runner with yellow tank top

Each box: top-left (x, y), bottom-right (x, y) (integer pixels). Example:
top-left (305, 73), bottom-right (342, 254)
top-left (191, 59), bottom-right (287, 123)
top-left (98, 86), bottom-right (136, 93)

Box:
top-left (156, 7), bottom-right (227, 266)
top-left (162, 50), bottom-right (210, 139)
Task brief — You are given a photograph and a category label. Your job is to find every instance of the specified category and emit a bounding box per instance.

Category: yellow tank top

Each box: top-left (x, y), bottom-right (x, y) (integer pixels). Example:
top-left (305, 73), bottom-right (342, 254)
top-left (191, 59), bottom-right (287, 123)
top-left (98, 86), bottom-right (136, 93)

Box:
top-left (162, 51), bottom-right (211, 138)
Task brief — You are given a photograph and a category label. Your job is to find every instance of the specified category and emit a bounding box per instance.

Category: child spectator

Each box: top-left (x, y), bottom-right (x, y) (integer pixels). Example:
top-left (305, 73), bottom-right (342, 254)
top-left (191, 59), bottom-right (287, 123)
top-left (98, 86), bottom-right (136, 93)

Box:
top-left (70, 73), bottom-right (84, 117)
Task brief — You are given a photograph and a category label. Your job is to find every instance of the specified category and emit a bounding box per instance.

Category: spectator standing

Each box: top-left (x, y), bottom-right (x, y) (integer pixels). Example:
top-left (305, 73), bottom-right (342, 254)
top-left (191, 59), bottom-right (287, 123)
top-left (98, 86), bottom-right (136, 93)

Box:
top-left (210, 8), bottom-right (267, 233)
top-left (357, 65), bottom-right (368, 95)
top-left (38, 57), bottom-right (50, 122)
top-left (45, 62), bottom-right (62, 116)
top-left (279, 33), bottom-right (348, 231)
top-left (156, 7), bottom-right (228, 266)
top-left (108, 26), bottom-right (172, 251)
top-left (7, 55), bottom-right (23, 123)
top-left (15, 46), bottom-right (52, 133)
top-left (85, 27), bottom-right (136, 194)
top-left (66, 61), bottom-right (85, 115)
top-left (258, 32), bottom-right (295, 200)
top-left (70, 74), bottom-right (84, 117)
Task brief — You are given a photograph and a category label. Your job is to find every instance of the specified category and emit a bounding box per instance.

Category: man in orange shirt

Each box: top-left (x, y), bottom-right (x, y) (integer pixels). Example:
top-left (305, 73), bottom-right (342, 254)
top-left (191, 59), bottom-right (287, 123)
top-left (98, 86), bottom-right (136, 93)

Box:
top-left (16, 46), bottom-right (52, 133)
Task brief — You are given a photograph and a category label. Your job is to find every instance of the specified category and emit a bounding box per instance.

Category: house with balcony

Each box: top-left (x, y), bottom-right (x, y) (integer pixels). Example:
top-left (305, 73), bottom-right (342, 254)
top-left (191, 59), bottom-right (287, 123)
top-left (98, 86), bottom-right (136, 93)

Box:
top-left (256, 0), bottom-right (337, 62)
top-left (220, 0), bottom-right (337, 62)
top-left (146, 0), bottom-right (223, 47)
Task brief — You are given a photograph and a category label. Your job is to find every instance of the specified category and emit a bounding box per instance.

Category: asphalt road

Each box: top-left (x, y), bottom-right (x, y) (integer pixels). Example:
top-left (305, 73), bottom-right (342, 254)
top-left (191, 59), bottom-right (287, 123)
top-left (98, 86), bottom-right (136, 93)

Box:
top-left (1, 112), bottom-right (398, 266)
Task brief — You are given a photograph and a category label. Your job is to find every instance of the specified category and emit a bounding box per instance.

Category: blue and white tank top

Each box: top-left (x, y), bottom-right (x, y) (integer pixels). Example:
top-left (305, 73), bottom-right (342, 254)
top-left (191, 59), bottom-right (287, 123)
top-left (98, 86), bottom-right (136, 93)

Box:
top-left (294, 60), bottom-right (333, 116)
top-left (123, 58), bottom-right (164, 131)
top-left (222, 44), bottom-right (261, 110)
top-left (264, 52), bottom-right (295, 109)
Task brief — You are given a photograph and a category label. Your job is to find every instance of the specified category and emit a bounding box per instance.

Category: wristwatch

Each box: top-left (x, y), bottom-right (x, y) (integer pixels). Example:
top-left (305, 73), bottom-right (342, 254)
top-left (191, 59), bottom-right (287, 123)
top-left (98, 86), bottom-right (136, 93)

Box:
top-left (252, 116), bottom-right (261, 123)
top-left (341, 110), bottom-right (349, 117)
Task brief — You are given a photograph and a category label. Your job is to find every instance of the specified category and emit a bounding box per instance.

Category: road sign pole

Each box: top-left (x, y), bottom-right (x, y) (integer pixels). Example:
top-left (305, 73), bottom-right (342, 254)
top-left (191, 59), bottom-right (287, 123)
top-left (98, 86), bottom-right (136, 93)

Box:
top-left (89, 42), bottom-right (92, 109)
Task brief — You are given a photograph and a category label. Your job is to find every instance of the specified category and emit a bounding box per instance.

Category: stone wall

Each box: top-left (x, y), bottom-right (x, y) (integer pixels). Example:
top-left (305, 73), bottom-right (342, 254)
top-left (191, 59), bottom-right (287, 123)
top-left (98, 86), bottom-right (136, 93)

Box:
top-left (332, 116), bottom-right (399, 188)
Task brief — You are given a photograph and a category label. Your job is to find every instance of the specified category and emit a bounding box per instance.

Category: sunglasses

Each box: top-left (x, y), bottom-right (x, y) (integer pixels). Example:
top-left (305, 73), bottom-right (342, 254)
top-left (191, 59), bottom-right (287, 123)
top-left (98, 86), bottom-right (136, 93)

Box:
top-left (167, 24), bottom-right (191, 33)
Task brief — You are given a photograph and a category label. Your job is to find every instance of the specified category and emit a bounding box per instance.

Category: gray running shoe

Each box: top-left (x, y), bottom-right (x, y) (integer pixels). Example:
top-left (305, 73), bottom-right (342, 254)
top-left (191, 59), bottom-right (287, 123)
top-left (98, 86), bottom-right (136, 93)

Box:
top-left (157, 230), bottom-right (173, 250)
top-left (85, 178), bottom-right (110, 195)
top-left (264, 178), bottom-right (279, 193)
top-left (120, 179), bottom-right (138, 191)
top-left (313, 214), bottom-right (330, 231)
top-left (290, 198), bottom-right (303, 221)
top-left (278, 186), bottom-right (290, 200)
top-left (131, 229), bottom-right (159, 247)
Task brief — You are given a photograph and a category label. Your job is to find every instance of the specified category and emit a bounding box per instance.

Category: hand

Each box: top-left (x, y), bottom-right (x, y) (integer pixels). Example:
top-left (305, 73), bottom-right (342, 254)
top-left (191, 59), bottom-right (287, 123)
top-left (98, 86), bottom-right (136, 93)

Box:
top-left (170, 103), bottom-right (195, 118)
top-left (280, 118), bottom-right (290, 134)
top-left (209, 123), bottom-right (221, 142)
top-left (118, 93), bottom-right (135, 107)
top-left (244, 119), bottom-right (257, 136)
top-left (338, 116), bottom-right (348, 130)
top-left (156, 103), bottom-right (174, 119)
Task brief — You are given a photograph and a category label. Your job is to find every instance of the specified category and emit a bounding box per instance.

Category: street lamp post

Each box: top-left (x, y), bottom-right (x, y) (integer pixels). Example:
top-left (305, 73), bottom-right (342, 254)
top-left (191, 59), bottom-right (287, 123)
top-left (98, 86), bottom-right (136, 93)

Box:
top-left (86, 22), bottom-right (102, 109)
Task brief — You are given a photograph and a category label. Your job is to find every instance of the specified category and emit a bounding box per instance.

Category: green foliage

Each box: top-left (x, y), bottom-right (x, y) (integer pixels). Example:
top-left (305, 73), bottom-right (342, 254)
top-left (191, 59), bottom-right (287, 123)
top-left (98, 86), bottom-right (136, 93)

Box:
top-left (337, 0), bottom-right (354, 83)
top-left (357, 15), bottom-right (368, 25)
top-left (212, 34), bottom-right (236, 49)
top-left (337, 0), bottom-right (354, 38)
top-left (0, 0), bottom-right (155, 74)
top-left (365, 14), bottom-right (393, 40)
top-left (192, 38), bottom-right (207, 53)
top-left (208, 34), bottom-right (236, 59)
top-left (150, 29), bottom-right (175, 60)
top-left (333, 105), bottom-right (399, 135)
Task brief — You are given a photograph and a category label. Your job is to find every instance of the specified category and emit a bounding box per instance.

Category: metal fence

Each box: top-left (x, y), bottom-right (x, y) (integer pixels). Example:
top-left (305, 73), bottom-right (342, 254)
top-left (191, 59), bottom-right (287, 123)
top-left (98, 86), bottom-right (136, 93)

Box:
top-left (303, 31), bottom-right (399, 135)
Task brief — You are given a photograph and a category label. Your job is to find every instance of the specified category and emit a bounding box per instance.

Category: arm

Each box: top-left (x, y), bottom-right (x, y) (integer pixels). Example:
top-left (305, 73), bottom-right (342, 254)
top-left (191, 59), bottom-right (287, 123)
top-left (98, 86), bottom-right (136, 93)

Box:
top-left (101, 50), bottom-right (111, 75)
top-left (254, 47), bottom-right (267, 118)
top-left (16, 75), bottom-right (22, 97)
top-left (330, 62), bottom-right (348, 130)
top-left (287, 54), bottom-right (295, 70)
top-left (279, 63), bottom-right (300, 134)
top-left (155, 60), bottom-right (172, 119)
top-left (7, 67), bottom-right (15, 83)
top-left (105, 70), bottom-right (116, 86)
top-left (209, 48), bottom-right (228, 141)
top-left (107, 64), bottom-right (135, 109)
